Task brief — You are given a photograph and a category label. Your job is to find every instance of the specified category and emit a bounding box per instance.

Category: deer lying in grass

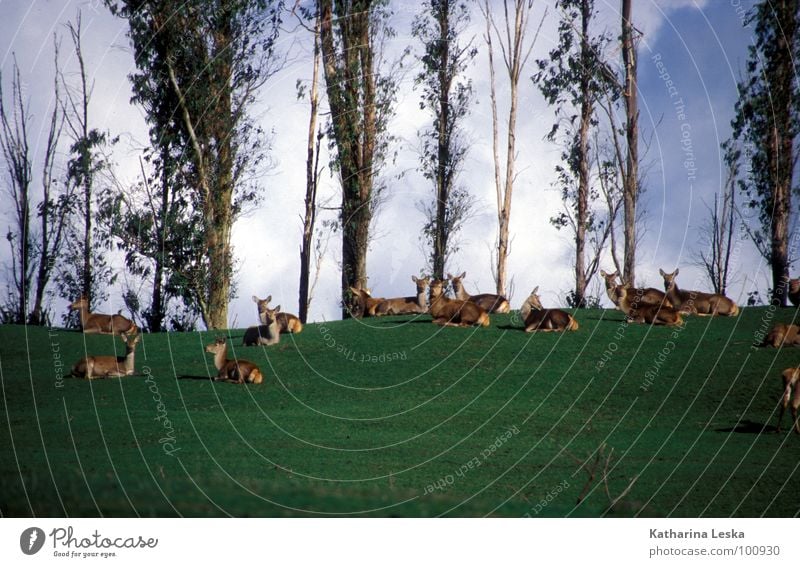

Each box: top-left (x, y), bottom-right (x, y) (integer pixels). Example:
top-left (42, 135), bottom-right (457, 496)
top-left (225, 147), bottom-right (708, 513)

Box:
top-left (347, 287), bottom-right (385, 318)
top-left (449, 272), bottom-right (510, 313)
top-left (519, 287), bottom-right (578, 332)
top-left (71, 333), bottom-right (141, 379)
top-left (788, 278), bottom-right (800, 307)
top-left (374, 276), bottom-right (429, 316)
top-left (777, 366), bottom-right (800, 434)
top-left (69, 298), bottom-right (138, 336)
top-left (205, 337), bottom-right (263, 384)
top-left (600, 270), bottom-right (670, 308)
top-left (428, 278), bottom-right (490, 327)
top-left (762, 323), bottom-right (800, 348)
top-left (659, 268), bottom-right (739, 316)
top-left (614, 286), bottom-right (683, 327)
top-left (243, 304), bottom-right (281, 346)
top-left (252, 295), bottom-right (303, 332)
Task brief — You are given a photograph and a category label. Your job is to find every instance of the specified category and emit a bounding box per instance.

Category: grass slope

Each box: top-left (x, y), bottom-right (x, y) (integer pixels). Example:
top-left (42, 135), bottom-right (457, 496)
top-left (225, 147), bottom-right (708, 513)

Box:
top-left (1, 307), bottom-right (799, 517)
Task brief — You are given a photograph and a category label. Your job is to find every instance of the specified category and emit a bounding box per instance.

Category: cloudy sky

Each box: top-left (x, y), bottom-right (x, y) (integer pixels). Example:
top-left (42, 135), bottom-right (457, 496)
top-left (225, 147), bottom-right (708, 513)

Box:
top-left (0, 0), bottom-right (768, 326)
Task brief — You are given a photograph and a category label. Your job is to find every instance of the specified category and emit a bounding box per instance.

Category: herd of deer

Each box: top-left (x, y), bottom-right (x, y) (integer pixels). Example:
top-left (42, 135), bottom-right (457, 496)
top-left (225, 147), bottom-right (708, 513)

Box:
top-left (64, 268), bottom-right (800, 434)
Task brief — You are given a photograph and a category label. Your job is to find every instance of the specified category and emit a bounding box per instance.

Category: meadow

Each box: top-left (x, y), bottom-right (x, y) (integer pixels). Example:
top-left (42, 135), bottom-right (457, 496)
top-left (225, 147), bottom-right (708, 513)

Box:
top-left (1, 306), bottom-right (798, 517)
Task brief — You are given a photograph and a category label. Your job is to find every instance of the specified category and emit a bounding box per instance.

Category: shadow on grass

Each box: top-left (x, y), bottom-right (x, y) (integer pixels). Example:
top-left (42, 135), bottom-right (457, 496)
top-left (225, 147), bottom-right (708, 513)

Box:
top-left (715, 420), bottom-right (777, 434)
top-left (177, 374), bottom-right (212, 381)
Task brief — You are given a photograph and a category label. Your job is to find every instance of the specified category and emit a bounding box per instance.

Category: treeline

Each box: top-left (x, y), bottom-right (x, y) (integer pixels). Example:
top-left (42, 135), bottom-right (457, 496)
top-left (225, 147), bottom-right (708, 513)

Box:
top-left (1, 0), bottom-right (797, 330)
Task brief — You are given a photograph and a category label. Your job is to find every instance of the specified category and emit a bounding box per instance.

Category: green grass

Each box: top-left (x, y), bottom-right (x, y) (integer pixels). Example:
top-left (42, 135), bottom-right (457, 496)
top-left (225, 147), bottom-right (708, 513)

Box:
top-left (1, 307), bottom-right (799, 517)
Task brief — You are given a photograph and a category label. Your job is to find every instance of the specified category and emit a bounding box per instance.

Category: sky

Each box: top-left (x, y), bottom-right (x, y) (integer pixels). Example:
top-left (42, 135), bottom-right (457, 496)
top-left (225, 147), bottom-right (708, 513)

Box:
top-left (0, 0), bottom-right (770, 327)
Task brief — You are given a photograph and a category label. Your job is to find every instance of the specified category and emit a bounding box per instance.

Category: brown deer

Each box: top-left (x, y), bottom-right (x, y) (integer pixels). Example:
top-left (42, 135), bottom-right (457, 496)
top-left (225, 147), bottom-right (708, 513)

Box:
top-left (600, 269), bottom-right (670, 308)
top-left (205, 337), bottom-right (263, 384)
top-left (519, 287), bottom-right (579, 332)
top-left (347, 287), bottom-right (385, 318)
top-left (659, 268), bottom-right (739, 316)
top-left (69, 298), bottom-right (138, 336)
top-left (762, 323), bottom-right (800, 348)
top-left (428, 278), bottom-right (490, 327)
top-left (374, 276), bottom-right (430, 316)
top-left (615, 286), bottom-right (683, 327)
top-left (252, 295), bottom-right (303, 332)
top-left (777, 366), bottom-right (800, 434)
top-left (449, 272), bottom-right (510, 313)
top-left (71, 333), bottom-right (141, 379)
top-left (243, 304), bottom-right (281, 346)
top-left (788, 278), bottom-right (800, 307)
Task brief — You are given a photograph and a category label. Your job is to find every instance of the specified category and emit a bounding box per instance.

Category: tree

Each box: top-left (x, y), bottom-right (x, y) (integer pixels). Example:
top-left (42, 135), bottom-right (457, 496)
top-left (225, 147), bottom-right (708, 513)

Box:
top-left (107, 0), bottom-right (284, 329)
top-left (535, 0), bottom-right (615, 307)
top-left (0, 47), bottom-right (71, 325)
top-left (317, 0), bottom-right (397, 316)
top-left (620, 0), bottom-right (639, 287)
top-left (481, 0), bottom-right (545, 297)
top-left (412, 0), bottom-right (477, 279)
top-left (729, 0), bottom-right (799, 306)
top-left (57, 14), bottom-right (118, 313)
top-left (294, 3), bottom-right (325, 325)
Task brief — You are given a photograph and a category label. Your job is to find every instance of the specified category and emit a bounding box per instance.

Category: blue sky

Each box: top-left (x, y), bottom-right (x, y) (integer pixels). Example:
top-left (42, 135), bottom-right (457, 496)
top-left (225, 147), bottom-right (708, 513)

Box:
top-left (0, 0), bottom-right (771, 326)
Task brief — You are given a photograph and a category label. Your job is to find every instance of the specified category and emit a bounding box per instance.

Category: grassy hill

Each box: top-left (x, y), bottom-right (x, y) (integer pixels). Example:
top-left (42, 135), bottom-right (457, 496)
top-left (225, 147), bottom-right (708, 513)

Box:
top-left (1, 306), bottom-right (799, 517)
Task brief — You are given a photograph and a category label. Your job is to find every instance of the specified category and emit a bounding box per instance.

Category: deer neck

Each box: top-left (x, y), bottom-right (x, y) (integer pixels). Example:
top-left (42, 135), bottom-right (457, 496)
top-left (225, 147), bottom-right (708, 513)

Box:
top-left (77, 305), bottom-right (91, 326)
top-left (416, 288), bottom-right (428, 309)
top-left (453, 281), bottom-right (469, 301)
top-left (213, 344), bottom-right (228, 371)
top-left (123, 345), bottom-right (137, 375)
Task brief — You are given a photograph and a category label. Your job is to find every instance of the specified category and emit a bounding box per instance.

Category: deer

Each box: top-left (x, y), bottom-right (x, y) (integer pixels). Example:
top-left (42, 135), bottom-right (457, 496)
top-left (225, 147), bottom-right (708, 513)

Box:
top-left (614, 285), bottom-right (683, 327)
top-left (205, 337), bottom-right (263, 384)
top-left (71, 333), bottom-right (141, 380)
top-left (519, 287), bottom-right (579, 332)
top-left (599, 269), bottom-right (670, 309)
top-left (659, 268), bottom-right (739, 316)
top-left (762, 323), bottom-right (800, 348)
top-left (243, 304), bottom-right (281, 346)
top-left (69, 298), bottom-right (138, 336)
top-left (448, 272), bottom-right (510, 313)
top-left (347, 287), bottom-right (385, 318)
top-left (374, 276), bottom-right (430, 316)
top-left (777, 366), bottom-right (800, 434)
top-left (252, 295), bottom-right (303, 333)
top-left (788, 278), bottom-right (800, 307)
top-left (428, 278), bottom-right (490, 327)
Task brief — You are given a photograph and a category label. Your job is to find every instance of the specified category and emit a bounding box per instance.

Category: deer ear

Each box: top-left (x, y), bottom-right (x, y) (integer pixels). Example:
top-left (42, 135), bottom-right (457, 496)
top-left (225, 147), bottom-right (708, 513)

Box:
top-left (674, 268), bottom-right (680, 276)
top-left (459, 271), bottom-right (466, 279)
top-left (600, 270), bottom-right (607, 277)
top-left (274, 305), bottom-right (281, 312)
top-left (533, 286), bottom-right (539, 294)
top-left (659, 269), bottom-right (665, 276)
top-left (412, 275), bottom-right (418, 283)
top-left (252, 296), bottom-right (260, 303)
top-left (447, 273), bottom-right (454, 279)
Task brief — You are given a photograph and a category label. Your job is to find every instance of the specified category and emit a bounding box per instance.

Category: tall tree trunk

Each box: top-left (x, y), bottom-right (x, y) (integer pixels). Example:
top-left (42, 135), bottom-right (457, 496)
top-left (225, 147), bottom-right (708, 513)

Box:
top-left (621, 0), bottom-right (638, 287)
top-left (299, 10), bottom-right (321, 324)
top-left (433, 5), bottom-right (451, 281)
top-left (574, 0), bottom-right (592, 307)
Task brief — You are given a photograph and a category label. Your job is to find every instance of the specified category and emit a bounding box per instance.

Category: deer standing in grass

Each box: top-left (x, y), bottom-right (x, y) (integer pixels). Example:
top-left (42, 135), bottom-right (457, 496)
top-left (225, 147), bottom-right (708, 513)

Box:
top-left (71, 333), bottom-right (141, 379)
top-left (600, 270), bottom-right (669, 309)
top-left (243, 304), bottom-right (281, 346)
top-left (659, 268), bottom-right (739, 316)
top-left (69, 298), bottom-right (138, 336)
top-left (374, 276), bottom-right (429, 316)
top-left (347, 287), bottom-right (385, 318)
top-left (777, 366), bottom-right (800, 434)
top-left (428, 278), bottom-right (490, 327)
top-left (614, 286), bottom-right (683, 327)
top-left (519, 287), bottom-right (578, 332)
top-left (252, 295), bottom-right (303, 332)
top-left (205, 337), bottom-right (263, 384)
top-left (449, 272), bottom-right (510, 313)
